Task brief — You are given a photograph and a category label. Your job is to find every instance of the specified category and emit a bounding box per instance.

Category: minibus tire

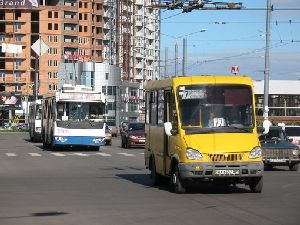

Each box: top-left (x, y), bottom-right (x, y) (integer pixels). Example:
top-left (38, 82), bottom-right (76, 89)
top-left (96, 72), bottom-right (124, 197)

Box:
top-left (150, 158), bottom-right (160, 186)
top-left (171, 165), bottom-right (186, 194)
top-left (249, 177), bottom-right (263, 193)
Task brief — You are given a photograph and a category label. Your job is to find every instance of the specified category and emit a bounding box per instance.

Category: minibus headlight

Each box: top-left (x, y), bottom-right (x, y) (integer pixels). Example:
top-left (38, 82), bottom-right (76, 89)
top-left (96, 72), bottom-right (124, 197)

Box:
top-left (186, 148), bottom-right (203, 160)
top-left (249, 146), bottom-right (262, 159)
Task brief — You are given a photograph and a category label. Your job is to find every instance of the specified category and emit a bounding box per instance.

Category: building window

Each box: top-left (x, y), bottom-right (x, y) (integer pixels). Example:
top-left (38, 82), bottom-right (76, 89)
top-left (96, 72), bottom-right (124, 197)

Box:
top-left (53, 48), bottom-right (58, 55)
top-left (0, 35), bottom-right (4, 42)
top-left (96, 3), bottom-right (102, 10)
top-left (107, 86), bottom-right (113, 95)
top-left (48, 60), bottom-right (52, 66)
top-left (84, 14), bottom-right (88, 20)
top-left (84, 2), bottom-right (88, 8)
top-left (0, 71), bottom-right (5, 81)
top-left (102, 86), bottom-right (106, 95)
top-left (48, 84), bottom-right (52, 91)
top-left (79, 26), bottom-right (82, 32)
top-left (15, 59), bottom-right (21, 69)
top-left (105, 73), bottom-right (109, 80)
top-left (53, 72), bottom-right (58, 78)
top-left (54, 36), bottom-right (58, 42)
top-left (15, 72), bottom-right (21, 81)
top-left (48, 23), bottom-right (52, 30)
top-left (48, 36), bottom-right (52, 42)
top-left (15, 23), bottom-right (21, 32)
top-left (79, 2), bottom-right (82, 8)
top-left (48, 72), bottom-right (52, 79)
top-left (14, 35), bottom-right (21, 42)
top-left (84, 26), bottom-right (88, 32)
top-left (54, 60), bottom-right (58, 66)
top-left (96, 27), bottom-right (102, 34)
top-left (48, 11), bottom-right (52, 18)
top-left (54, 12), bottom-right (58, 18)
top-left (96, 50), bottom-right (101, 57)
top-left (15, 84), bottom-right (21, 92)
top-left (54, 23), bottom-right (58, 30)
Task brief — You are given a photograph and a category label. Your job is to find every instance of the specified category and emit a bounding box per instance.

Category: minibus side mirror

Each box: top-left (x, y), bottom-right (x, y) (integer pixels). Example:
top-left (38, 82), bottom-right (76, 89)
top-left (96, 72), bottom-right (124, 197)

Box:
top-left (263, 119), bottom-right (272, 135)
top-left (164, 122), bottom-right (173, 136)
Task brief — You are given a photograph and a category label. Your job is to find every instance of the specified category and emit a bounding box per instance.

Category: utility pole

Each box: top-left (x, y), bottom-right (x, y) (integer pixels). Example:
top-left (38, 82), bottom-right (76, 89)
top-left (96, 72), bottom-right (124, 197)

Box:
top-left (263, 0), bottom-right (272, 119)
top-left (164, 47), bottom-right (168, 79)
top-left (175, 40), bottom-right (178, 76)
top-left (182, 38), bottom-right (187, 76)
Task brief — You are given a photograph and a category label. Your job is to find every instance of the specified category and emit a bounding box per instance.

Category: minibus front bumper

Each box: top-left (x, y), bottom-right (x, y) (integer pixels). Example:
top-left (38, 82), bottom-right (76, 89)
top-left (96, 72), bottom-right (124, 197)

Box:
top-left (178, 162), bottom-right (263, 180)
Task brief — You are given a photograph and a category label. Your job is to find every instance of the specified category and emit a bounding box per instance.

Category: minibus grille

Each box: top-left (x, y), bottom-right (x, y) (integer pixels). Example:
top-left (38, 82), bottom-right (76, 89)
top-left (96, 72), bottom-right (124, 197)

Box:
top-left (207, 153), bottom-right (244, 162)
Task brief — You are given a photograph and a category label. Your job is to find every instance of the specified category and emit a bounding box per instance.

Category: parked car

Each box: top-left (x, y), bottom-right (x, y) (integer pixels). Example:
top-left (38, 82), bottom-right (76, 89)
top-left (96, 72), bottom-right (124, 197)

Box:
top-left (285, 126), bottom-right (300, 147)
top-left (121, 122), bottom-right (145, 148)
top-left (105, 125), bottom-right (112, 145)
top-left (106, 121), bottom-right (118, 137)
top-left (259, 126), bottom-right (300, 171)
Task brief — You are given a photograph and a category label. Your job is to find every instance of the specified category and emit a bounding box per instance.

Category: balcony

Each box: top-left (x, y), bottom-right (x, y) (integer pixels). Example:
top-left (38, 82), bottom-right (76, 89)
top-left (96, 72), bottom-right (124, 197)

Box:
top-left (64, 29), bottom-right (78, 36)
top-left (64, 17), bottom-right (79, 24)
top-left (135, 0), bottom-right (144, 5)
top-left (63, 42), bottom-right (78, 48)
top-left (135, 62), bottom-right (143, 69)
top-left (134, 74), bottom-right (143, 80)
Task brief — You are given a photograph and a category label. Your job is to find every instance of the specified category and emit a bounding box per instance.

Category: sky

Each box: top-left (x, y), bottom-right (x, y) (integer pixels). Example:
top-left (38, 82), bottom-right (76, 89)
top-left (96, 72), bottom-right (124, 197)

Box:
top-left (159, 0), bottom-right (300, 80)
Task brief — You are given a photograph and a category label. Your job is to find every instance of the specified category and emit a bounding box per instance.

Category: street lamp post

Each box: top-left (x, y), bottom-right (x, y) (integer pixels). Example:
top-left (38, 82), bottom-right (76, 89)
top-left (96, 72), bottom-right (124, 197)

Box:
top-left (263, 0), bottom-right (272, 119)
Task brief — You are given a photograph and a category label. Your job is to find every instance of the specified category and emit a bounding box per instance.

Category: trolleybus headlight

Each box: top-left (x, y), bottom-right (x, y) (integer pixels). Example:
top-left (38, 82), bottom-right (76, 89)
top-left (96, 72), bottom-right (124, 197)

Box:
top-left (249, 146), bottom-right (262, 159)
top-left (186, 148), bottom-right (203, 160)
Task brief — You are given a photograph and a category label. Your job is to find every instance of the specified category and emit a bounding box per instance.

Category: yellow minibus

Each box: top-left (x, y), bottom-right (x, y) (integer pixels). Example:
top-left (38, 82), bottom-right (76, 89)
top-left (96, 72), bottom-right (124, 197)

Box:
top-left (144, 76), bottom-right (263, 193)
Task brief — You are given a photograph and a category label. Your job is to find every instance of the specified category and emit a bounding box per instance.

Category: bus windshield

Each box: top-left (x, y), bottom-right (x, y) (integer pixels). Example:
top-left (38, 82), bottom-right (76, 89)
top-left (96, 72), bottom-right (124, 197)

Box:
top-left (177, 84), bottom-right (254, 133)
top-left (56, 102), bottom-right (105, 121)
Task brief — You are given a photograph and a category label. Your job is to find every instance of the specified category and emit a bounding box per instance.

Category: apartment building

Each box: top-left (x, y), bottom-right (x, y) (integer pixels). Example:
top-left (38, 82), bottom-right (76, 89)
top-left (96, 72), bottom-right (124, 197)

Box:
top-left (0, 0), bottom-right (117, 97)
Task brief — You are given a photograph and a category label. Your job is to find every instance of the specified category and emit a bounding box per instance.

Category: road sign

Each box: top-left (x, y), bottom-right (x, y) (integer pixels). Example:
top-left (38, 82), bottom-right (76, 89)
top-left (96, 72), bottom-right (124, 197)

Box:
top-left (31, 38), bottom-right (49, 56)
top-left (231, 65), bottom-right (239, 75)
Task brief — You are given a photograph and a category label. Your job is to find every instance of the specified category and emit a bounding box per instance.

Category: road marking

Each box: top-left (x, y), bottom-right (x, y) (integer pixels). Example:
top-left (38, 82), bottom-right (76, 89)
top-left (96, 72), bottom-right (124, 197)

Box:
top-left (118, 153), bottom-right (135, 157)
top-left (51, 153), bottom-right (66, 157)
top-left (72, 153), bottom-right (89, 157)
top-left (28, 153), bottom-right (42, 157)
top-left (139, 153), bottom-right (144, 155)
top-left (96, 153), bottom-right (112, 157)
top-left (6, 153), bottom-right (16, 157)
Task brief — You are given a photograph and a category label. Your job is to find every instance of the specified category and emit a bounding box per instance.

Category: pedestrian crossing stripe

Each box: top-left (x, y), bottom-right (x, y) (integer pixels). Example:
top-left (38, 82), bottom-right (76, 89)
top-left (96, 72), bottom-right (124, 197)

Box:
top-left (96, 153), bottom-right (112, 157)
top-left (3, 152), bottom-right (144, 157)
top-left (28, 153), bottom-right (41, 157)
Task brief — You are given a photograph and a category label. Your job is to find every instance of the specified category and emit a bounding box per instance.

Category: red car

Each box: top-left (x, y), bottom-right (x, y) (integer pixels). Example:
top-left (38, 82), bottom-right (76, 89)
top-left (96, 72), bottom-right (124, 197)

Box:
top-left (121, 122), bottom-right (145, 148)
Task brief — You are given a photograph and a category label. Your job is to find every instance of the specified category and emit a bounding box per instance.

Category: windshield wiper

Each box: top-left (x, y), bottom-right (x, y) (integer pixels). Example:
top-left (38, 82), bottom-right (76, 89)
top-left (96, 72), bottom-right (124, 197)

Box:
top-left (228, 126), bottom-right (252, 133)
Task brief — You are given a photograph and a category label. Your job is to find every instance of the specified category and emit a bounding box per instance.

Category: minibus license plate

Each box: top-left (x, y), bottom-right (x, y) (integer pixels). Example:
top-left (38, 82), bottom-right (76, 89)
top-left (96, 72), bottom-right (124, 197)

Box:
top-left (214, 169), bottom-right (239, 175)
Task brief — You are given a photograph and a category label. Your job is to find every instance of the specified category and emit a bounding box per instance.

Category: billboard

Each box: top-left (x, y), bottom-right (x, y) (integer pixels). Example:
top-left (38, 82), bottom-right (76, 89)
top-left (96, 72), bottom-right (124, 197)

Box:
top-left (0, 93), bottom-right (22, 109)
top-left (0, 0), bottom-right (39, 8)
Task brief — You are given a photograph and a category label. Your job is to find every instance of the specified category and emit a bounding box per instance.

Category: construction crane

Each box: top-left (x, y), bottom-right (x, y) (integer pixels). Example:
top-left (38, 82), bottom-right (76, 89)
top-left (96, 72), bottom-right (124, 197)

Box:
top-left (151, 0), bottom-right (243, 12)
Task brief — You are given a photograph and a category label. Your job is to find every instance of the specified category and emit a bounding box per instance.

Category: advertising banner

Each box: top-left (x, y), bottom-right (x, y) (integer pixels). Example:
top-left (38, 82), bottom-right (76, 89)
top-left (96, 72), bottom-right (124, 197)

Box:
top-left (0, 93), bottom-right (22, 109)
top-left (0, 0), bottom-right (39, 9)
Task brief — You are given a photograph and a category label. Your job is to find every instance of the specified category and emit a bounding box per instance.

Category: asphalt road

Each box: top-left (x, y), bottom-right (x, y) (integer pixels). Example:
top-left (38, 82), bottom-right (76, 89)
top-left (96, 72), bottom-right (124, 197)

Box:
top-left (0, 132), bottom-right (299, 225)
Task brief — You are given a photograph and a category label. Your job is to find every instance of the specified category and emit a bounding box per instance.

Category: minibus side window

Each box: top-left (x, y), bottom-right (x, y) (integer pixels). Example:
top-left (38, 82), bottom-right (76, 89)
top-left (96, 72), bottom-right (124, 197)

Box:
top-left (171, 91), bottom-right (178, 132)
top-left (158, 90), bottom-right (164, 125)
top-left (145, 92), bottom-right (150, 124)
top-left (150, 91), bottom-right (157, 125)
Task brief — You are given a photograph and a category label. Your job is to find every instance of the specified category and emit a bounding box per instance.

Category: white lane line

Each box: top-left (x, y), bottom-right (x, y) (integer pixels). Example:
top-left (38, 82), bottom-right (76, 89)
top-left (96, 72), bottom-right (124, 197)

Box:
top-left (28, 153), bottom-right (42, 157)
top-left (139, 153), bottom-right (144, 155)
top-left (51, 153), bottom-right (66, 157)
top-left (96, 153), bottom-right (112, 157)
top-left (6, 153), bottom-right (17, 157)
top-left (72, 153), bottom-right (90, 157)
top-left (118, 153), bottom-right (135, 157)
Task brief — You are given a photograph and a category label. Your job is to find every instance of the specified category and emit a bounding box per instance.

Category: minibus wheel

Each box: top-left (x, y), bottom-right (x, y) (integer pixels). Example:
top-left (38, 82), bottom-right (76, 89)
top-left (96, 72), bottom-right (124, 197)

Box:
top-left (171, 165), bottom-right (186, 194)
top-left (150, 157), bottom-right (160, 186)
top-left (249, 177), bottom-right (263, 193)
